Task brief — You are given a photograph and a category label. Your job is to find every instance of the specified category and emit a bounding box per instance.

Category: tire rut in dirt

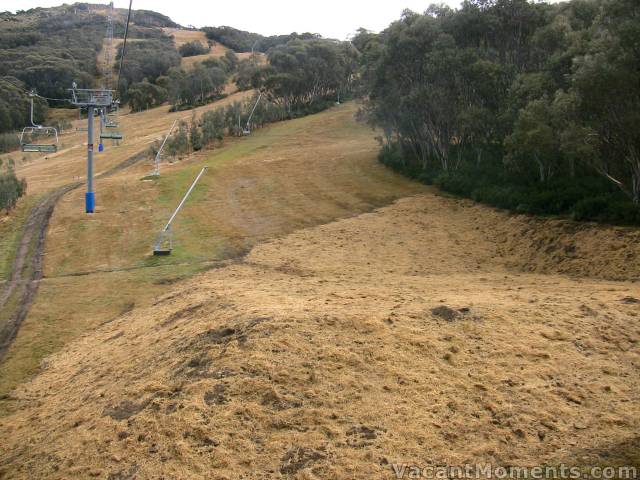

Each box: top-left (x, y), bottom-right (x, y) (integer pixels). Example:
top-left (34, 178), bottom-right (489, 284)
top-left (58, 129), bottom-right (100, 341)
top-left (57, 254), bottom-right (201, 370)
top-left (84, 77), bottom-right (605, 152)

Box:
top-left (0, 149), bottom-right (150, 362)
top-left (0, 183), bottom-right (81, 361)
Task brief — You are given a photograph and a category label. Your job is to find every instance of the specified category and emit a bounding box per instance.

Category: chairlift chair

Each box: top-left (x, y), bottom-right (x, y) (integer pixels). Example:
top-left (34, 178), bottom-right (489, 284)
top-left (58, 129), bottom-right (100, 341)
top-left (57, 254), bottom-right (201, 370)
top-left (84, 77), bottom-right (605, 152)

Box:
top-left (100, 132), bottom-right (123, 140)
top-left (20, 94), bottom-right (59, 153)
top-left (100, 106), bottom-right (123, 141)
top-left (105, 112), bottom-right (118, 128)
top-left (105, 101), bottom-right (120, 128)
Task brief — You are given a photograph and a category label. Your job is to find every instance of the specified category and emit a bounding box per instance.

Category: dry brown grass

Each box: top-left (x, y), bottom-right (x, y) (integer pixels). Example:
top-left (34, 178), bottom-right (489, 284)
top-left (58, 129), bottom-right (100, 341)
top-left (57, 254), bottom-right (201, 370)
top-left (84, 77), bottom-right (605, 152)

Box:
top-left (163, 28), bottom-right (209, 49)
top-left (0, 95), bottom-right (639, 477)
top-left (0, 189), bottom-right (638, 478)
top-left (43, 104), bottom-right (421, 277)
top-left (165, 28), bottom-right (227, 69)
top-left (0, 103), bottom-right (422, 408)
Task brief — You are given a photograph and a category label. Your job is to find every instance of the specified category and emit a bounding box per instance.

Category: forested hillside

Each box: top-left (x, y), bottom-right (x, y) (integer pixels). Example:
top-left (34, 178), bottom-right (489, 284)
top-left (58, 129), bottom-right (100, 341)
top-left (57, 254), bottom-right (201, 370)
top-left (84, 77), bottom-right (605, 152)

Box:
top-left (0, 3), bottom-right (356, 129)
top-left (201, 26), bottom-right (319, 53)
top-left (0, 3), bottom-right (179, 134)
top-left (358, 0), bottom-right (640, 224)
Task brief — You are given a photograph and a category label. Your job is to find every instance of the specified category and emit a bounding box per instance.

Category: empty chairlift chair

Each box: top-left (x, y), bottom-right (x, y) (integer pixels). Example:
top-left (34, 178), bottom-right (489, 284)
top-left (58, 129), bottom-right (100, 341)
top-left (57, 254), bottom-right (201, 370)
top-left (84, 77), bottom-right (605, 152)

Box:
top-left (100, 103), bottom-right (123, 141)
top-left (20, 94), bottom-right (59, 153)
top-left (106, 113), bottom-right (118, 128)
top-left (106, 102), bottom-right (119, 128)
top-left (100, 131), bottom-right (123, 141)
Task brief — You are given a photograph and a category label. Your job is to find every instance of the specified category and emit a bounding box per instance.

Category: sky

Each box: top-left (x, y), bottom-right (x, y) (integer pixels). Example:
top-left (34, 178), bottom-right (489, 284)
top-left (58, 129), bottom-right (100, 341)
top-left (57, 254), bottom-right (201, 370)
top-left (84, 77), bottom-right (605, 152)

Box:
top-left (3, 0), bottom-right (466, 39)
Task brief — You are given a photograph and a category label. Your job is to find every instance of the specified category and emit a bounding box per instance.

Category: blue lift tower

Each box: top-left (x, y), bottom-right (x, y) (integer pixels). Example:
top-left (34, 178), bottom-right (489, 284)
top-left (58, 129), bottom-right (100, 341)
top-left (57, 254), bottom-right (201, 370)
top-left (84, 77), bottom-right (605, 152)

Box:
top-left (69, 86), bottom-right (114, 213)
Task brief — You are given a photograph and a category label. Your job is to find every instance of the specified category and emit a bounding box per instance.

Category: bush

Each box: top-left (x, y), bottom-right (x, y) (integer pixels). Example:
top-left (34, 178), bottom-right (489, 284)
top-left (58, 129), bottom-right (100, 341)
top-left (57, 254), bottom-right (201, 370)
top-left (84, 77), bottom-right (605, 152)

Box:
top-left (0, 169), bottom-right (27, 212)
top-left (165, 122), bottom-right (189, 158)
top-left (202, 26), bottom-right (262, 53)
top-left (127, 81), bottom-right (168, 112)
top-left (164, 64), bottom-right (229, 110)
top-left (201, 109), bottom-right (225, 145)
top-left (179, 41), bottom-right (209, 57)
top-left (571, 196), bottom-right (608, 221)
top-left (116, 38), bottom-right (180, 97)
top-left (0, 132), bottom-right (20, 154)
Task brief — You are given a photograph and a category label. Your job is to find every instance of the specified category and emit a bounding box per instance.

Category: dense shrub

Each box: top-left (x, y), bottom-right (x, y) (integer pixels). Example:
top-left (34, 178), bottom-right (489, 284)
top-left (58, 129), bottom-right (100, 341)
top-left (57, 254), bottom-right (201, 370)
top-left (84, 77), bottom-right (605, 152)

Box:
top-left (178, 41), bottom-right (209, 57)
top-left (263, 39), bottom-right (358, 114)
top-left (127, 80), bottom-right (168, 112)
top-left (0, 169), bottom-right (27, 212)
top-left (202, 26), bottom-right (262, 53)
top-left (201, 26), bottom-right (319, 53)
top-left (163, 63), bottom-right (229, 110)
top-left (362, 0), bottom-right (640, 209)
top-left (200, 110), bottom-right (225, 145)
top-left (0, 5), bottom-right (180, 131)
top-left (0, 133), bottom-right (21, 154)
top-left (0, 10), bottom-right (105, 102)
top-left (380, 146), bottom-right (640, 225)
top-left (130, 10), bottom-right (179, 28)
top-left (165, 122), bottom-right (189, 159)
top-left (235, 60), bottom-right (268, 91)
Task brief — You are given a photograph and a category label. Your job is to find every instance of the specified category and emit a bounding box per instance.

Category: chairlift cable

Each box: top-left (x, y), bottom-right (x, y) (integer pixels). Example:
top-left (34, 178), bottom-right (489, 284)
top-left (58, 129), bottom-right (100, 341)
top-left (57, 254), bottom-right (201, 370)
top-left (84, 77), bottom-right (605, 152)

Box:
top-left (116, 0), bottom-right (134, 97)
top-left (0, 78), bottom-right (70, 103)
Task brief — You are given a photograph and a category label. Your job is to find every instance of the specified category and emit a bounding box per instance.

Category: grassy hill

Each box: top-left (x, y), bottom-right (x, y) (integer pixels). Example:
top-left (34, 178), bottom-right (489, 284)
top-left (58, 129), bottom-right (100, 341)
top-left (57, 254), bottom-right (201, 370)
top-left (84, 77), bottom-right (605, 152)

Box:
top-left (0, 2), bottom-right (179, 135)
top-left (0, 2), bottom-right (638, 477)
top-left (1, 102), bottom-right (639, 474)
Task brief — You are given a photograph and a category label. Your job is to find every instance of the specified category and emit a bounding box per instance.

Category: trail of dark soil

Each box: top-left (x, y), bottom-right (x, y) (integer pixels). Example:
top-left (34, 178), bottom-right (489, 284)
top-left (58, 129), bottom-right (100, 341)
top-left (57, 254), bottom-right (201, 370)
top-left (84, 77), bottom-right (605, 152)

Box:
top-left (0, 150), bottom-right (149, 362)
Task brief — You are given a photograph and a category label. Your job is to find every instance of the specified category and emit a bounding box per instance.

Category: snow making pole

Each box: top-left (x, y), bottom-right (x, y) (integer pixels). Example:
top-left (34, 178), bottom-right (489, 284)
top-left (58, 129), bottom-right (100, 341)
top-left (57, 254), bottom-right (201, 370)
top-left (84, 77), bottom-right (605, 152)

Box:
top-left (153, 166), bottom-right (209, 255)
top-left (153, 119), bottom-right (177, 176)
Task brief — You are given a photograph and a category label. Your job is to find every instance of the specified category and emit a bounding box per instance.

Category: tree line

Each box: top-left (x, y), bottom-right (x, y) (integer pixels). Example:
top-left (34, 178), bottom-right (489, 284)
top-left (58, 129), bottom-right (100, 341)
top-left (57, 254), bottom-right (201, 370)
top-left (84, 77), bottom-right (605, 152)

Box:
top-left (155, 93), bottom-right (288, 160)
top-left (125, 51), bottom-right (241, 112)
top-left (358, 0), bottom-right (640, 224)
top-left (202, 26), bottom-right (321, 53)
top-left (129, 36), bottom-right (360, 118)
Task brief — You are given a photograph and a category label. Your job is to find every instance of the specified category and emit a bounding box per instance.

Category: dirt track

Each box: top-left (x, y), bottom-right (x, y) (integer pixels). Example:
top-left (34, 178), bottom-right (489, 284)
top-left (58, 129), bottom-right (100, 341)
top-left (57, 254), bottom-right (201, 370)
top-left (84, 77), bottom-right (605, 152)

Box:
top-left (0, 149), bottom-right (150, 362)
top-left (0, 188), bottom-right (638, 478)
top-left (0, 183), bottom-right (80, 361)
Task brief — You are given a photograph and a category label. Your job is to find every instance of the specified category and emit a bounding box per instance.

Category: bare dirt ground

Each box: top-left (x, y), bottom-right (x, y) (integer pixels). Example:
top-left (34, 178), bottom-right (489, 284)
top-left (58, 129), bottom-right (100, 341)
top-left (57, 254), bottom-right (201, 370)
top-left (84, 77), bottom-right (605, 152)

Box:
top-left (0, 184), bottom-right (638, 478)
